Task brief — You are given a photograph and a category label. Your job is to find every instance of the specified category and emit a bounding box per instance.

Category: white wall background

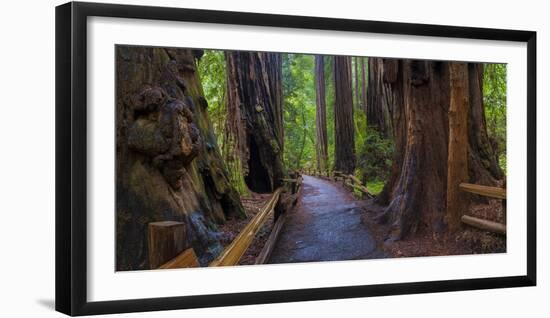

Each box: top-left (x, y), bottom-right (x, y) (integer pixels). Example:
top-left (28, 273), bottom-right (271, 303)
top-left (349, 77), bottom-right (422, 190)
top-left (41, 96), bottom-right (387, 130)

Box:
top-left (0, 0), bottom-right (547, 316)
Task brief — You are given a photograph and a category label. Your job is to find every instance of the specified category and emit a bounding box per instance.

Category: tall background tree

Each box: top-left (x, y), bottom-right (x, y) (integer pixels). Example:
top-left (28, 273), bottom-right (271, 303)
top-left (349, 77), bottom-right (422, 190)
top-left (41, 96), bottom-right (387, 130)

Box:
top-left (315, 55), bottom-right (328, 173)
top-left (333, 56), bottom-right (356, 174)
top-left (225, 51), bottom-right (286, 193)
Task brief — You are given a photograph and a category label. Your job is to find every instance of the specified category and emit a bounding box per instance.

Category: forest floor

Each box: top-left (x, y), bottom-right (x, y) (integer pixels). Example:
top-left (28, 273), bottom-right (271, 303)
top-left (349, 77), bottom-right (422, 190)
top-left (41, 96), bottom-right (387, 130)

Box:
top-left (216, 192), bottom-right (275, 265)
top-left (268, 175), bottom-right (386, 263)
top-left (360, 198), bottom-right (506, 258)
top-left (217, 176), bottom-right (505, 266)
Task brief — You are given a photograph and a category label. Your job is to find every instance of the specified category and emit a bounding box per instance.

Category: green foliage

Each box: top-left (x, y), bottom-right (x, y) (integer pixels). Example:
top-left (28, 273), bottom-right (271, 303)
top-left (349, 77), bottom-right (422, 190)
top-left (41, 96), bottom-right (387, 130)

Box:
top-left (282, 54), bottom-right (316, 171)
top-left (366, 180), bottom-right (385, 196)
top-left (483, 63), bottom-right (507, 174)
top-left (198, 50), bottom-right (226, 146)
top-left (355, 126), bottom-right (394, 185)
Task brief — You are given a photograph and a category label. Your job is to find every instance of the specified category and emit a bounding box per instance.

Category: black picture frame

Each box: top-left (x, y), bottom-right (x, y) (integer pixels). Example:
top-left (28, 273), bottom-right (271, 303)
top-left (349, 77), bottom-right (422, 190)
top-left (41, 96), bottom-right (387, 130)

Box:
top-left (55, 1), bottom-right (537, 316)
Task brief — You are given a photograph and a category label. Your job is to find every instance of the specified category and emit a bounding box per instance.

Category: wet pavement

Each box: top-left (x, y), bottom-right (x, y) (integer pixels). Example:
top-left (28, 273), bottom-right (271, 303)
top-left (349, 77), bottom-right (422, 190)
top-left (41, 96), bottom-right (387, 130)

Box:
top-left (268, 175), bottom-right (384, 264)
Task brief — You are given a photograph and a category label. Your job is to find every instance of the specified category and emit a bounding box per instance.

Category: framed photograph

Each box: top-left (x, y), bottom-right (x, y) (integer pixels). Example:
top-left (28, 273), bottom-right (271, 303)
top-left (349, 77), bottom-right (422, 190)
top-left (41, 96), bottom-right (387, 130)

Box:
top-left (56, 1), bottom-right (536, 316)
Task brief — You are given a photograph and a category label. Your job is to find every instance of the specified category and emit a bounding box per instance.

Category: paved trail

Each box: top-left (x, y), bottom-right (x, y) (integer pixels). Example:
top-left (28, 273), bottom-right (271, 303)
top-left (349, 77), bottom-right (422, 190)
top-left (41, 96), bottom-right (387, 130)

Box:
top-left (268, 175), bottom-right (384, 264)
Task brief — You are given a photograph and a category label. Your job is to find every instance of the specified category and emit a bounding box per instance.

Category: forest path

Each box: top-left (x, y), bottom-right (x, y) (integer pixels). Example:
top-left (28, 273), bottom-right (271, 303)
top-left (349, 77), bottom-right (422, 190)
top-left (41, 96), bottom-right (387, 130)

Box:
top-left (268, 175), bottom-right (385, 264)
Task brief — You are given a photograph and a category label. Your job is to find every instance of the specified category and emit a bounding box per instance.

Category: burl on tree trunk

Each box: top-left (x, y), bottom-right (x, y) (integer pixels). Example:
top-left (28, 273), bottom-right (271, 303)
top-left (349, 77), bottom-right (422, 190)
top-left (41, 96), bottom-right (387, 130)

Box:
top-left (333, 56), bottom-right (356, 174)
top-left (373, 59), bottom-right (503, 240)
top-left (225, 51), bottom-right (286, 193)
top-left (116, 46), bottom-right (245, 270)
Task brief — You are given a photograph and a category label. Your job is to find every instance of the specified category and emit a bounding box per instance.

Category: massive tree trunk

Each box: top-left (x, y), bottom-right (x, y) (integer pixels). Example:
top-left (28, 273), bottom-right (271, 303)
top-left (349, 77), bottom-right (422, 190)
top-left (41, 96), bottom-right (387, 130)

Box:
top-left (377, 60), bottom-right (451, 240)
top-left (315, 55), bottom-right (329, 173)
top-left (446, 63), bottom-right (470, 231)
top-left (115, 46), bottom-right (245, 270)
top-left (374, 60), bottom-right (504, 239)
top-left (468, 63), bottom-right (504, 186)
top-left (225, 51), bottom-right (286, 193)
top-left (333, 56), bottom-right (356, 174)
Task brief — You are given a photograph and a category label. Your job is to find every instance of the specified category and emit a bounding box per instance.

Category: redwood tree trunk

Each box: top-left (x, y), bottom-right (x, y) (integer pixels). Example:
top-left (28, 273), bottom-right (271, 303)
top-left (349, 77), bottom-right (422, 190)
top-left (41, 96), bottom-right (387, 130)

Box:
top-left (315, 55), bottom-right (329, 173)
top-left (374, 58), bottom-right (406, 205)
top-left (361, 58), bottom-right (367, 112)
top-left (374, 60), bottom-right (503, 239)
top-left (225, 51), bottom-right (286, 193)
top-left (115, 46), bottom-right (244, 270)
top-left (468, 63), bottom-right (504, 186)
top-left (377, 60), bottom-right (450, 240)
top-left (333, 56), bottom-right (356, 174)
top-left (354, 57), bottom-right (360, 108)
top-left (446, 63), bottom-right (470, 231)
top-left (367, 58), bottom-right (392, 137)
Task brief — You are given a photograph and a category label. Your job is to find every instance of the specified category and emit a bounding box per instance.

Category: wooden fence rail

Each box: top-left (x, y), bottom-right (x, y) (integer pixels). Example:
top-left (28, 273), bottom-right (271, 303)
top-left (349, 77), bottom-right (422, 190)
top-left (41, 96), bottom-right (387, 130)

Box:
top-left (459, 182), bottom-right (506, 235)
top-left (152, 175), bottom-right (302, 269)
top-left (332, 171), bottom-right (373, 198)
top-left (209, 187), bottom-right (283, 267)
top-left (459, 183), bottom-right (506, 199)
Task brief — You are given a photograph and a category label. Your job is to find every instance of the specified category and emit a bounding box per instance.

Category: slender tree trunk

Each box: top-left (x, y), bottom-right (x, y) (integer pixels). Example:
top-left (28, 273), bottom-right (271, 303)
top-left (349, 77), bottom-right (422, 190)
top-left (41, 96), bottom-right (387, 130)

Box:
top-left (225, 51), bottom-right (286, 193)
top-left (354, 57), bottom-right (360, 108)
top-left (315, 55), bottom-right (328, 173)
top-left (361, 58), bottom-right (367, 113)
top-left (296, 111), bottom-right (308, 169)
top-left (446, 63), bottom-right (470, 231)
top-left (333, 56), bottom-right (356, 174)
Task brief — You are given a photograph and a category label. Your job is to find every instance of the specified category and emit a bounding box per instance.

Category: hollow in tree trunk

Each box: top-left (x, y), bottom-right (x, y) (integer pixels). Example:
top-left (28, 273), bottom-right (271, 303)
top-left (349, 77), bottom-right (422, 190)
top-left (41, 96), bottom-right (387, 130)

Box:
top-left (225, 51), bottom-right (286, 193)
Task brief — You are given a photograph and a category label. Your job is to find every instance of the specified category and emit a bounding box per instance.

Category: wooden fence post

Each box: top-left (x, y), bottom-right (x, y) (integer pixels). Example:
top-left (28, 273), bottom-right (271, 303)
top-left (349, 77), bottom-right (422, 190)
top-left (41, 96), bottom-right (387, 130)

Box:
top-left (148, 221), bottom-right (187, 269)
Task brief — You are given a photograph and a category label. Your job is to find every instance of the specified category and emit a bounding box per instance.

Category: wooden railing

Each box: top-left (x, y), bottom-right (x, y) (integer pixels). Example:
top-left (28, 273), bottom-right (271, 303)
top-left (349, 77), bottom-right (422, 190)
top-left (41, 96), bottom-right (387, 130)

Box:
top-left (459, 182), bottom-right (506, 235)
top-left (459, 183), bottom-right (506, 200)
top-left (310, 170), bottom-right (373, 198)
top-left (147, 172), bottom-right (299, 268)
top-left (209, 187), bottom-right (283, 267)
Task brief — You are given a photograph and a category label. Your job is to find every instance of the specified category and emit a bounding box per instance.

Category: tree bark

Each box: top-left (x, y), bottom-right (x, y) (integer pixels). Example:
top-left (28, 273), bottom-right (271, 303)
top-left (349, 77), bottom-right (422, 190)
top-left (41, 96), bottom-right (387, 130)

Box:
top-left (115, 46), bottom-right (244, 270)
top-left (333, 56), bottom-right (356, 174)
top-left (315, 55), bottom-right (328, 173)
top-left (468, 63), bottom-right (504, 186)
top-left (354, 57), bottom-right (360, 108)
top-left (225, 51), bottom-right (286, 193)
top-left (373, 60), bottom-right (503, 239)
top-left (377, 60), bottom-right (451, 240)
top-left (372, 58), bottom-right (406, 205)
top-left (361, 58), bottom-right (368, 112)
top-left (446, 63), bottom-right (470, 231)
top-left (367, 58), bottom-right (393, 137)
